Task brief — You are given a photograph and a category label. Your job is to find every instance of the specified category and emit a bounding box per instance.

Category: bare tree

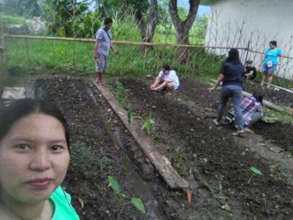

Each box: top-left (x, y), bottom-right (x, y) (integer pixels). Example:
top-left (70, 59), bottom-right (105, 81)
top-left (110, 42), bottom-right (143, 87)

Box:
top-left (169, 0), bottom-right (200, 62)
top-left (134, 0), bottom-right (158, 43)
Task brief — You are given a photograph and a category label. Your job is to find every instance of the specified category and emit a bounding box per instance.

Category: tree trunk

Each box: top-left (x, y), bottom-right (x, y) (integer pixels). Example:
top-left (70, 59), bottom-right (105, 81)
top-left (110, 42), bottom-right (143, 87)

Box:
top-left (169, 0), bottom-right (200, 63)
top-left (134, 0), bottom-right (158, 43)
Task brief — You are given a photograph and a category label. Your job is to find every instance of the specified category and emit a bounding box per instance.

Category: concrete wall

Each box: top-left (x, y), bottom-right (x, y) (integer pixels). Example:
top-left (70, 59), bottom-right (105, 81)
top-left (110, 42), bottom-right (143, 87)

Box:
top-left (205, 0), bottom-right (293, 79)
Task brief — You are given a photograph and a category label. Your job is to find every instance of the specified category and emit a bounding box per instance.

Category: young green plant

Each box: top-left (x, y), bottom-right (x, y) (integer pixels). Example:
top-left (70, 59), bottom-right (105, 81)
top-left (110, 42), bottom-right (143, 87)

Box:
top-left (108, 176), bottom-right (146, 214)
top-left (248, 166), bottom-right (263, 184)
top-left (141, 117), bottom-right (155, 135)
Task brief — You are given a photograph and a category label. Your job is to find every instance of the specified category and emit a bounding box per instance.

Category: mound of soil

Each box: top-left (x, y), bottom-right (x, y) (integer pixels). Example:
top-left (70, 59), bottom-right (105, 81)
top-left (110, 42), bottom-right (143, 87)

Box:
top-left (120, 77), bottom-right (293, 219)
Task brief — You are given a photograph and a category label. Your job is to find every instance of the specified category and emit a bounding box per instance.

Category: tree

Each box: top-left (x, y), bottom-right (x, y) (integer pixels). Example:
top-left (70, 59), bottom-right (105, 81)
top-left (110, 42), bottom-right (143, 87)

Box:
top-left (169, 0), bottom-right (200, 62)
top-left (3, 0), bottom-right (41, 17)
top-left (133, 0), bottom-right (158, 43)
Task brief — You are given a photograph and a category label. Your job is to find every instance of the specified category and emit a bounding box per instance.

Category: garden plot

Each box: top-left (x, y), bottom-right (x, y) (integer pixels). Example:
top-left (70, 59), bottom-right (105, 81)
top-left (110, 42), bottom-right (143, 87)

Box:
top-left (118, 77), bottom-right (293, 220)
top-left (24, 76), bottom-right (293, 219)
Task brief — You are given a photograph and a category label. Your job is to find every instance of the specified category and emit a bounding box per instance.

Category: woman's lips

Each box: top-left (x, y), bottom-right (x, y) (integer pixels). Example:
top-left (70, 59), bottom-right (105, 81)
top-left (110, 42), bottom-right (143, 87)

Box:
top-left (26, 178), bottom-right (53, 189)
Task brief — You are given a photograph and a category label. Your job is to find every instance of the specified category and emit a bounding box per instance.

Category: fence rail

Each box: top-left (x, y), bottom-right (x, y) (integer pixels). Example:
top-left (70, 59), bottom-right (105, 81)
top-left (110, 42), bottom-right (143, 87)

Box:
top-left (3, 34), bottom-right (293, 81)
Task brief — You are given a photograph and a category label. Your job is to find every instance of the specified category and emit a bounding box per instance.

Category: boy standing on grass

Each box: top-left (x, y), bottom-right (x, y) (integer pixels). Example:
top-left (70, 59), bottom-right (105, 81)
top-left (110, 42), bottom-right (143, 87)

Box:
top-left (94, 17), bottom-right (117, 85)
top-left (149, 64), bottom-right (180, 91)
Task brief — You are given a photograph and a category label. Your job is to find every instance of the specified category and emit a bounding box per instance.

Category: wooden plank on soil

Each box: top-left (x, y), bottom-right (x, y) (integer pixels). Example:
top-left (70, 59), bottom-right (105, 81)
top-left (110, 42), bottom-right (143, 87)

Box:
top-left (91, 80), bottom-right (189, 190)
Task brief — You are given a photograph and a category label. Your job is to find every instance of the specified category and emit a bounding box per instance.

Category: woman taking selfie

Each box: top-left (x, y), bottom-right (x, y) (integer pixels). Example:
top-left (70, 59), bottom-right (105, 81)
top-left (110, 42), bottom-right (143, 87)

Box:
top-left (0, 99), bottom-right (79, 220)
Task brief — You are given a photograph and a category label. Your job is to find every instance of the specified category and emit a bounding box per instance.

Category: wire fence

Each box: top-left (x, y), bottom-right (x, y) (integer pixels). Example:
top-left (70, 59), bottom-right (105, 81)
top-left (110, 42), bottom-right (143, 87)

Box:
top-left (2, 35), bottom-right (293, 84)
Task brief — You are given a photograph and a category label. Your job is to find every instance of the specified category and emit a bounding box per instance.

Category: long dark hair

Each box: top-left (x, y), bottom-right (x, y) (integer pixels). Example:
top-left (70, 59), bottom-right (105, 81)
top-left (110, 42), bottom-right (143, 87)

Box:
top-left (225, 48), bottom-right (241, 64)
top-left (0, 99), bottom-right (70, 149)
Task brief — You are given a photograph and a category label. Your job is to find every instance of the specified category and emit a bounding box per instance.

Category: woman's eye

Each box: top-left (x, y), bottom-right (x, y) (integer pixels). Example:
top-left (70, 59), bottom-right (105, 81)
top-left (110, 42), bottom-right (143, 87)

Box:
top-left (15, 144), bottom-right (30, 150)
top-left (51, 145), bottom-right (64, 152)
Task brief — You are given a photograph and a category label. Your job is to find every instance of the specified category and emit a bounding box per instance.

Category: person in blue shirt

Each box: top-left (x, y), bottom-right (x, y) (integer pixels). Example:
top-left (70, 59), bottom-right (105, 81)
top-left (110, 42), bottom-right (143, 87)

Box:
top-left (209, 48), bottom-right (246, 136)
top-left (0, 99), bottom-right (79, 220)
top-left (260, 41), bottom-right (282, 88)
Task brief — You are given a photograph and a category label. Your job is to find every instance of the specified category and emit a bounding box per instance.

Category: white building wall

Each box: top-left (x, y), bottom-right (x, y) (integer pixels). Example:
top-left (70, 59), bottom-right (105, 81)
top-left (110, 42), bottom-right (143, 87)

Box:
top-left (205, 0), bottom-right (293, 79)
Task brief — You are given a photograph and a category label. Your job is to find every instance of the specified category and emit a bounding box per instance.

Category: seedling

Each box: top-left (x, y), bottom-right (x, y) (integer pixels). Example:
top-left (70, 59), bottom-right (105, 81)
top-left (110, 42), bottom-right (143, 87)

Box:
top-left (114, 81), bottom-right (126, 107)
top-left (248, 166), bottom-right (263, 184)
top-left (108, 176), bottom-right (146, 214)
top-left (127, 108), bottom-right (132, 126)
top-left (141, 118), bottom-right (155, 135)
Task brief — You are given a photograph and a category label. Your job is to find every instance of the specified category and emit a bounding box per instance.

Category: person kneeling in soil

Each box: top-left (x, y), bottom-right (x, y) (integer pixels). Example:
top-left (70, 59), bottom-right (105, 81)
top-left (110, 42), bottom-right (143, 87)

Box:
top-left (225, 91), bottom-right (264, 133)
top-left (0, 99), bottom-right (79, 220)
top-left (150, 64), bottom-right (180, 92)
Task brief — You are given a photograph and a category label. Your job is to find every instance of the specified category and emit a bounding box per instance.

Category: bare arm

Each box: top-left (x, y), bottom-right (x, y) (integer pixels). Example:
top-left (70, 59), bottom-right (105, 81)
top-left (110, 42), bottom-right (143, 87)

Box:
top-left (94, 39), bottom-right (101, 60)
top-left (110, 41), bottom-right (117, 54)
top-left (209, 74), bottom-right (224, 91)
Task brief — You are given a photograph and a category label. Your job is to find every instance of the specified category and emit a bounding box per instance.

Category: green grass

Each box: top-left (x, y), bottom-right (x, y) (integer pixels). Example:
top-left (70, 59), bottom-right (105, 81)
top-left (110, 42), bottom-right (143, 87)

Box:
top-left (5, 38), bottom-right (222, 82)
top-left (0, 12), bottom-right (29, 26)
top-left (263, 107), bottom-right (293, 124)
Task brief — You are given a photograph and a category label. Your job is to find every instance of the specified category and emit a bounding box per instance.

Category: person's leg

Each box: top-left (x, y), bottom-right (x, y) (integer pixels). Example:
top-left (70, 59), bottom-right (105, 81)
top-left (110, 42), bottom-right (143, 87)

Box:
top-left (166, 82), bottom-right (175, 90)
top-left (95, 54), bottom-right (105, 85)
top-left (232, 86), bottom-right (244, 131)
top-left (260, 64), bottom-right (267, 86)
top-left (217, 87), bottom-right (231, 123)
top-left (267, 74), bottom-right (273, 88)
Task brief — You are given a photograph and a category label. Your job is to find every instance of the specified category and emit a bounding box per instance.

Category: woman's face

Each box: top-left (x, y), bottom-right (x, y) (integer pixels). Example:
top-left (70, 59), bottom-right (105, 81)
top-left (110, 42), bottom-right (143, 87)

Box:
top-left (0, 113), bottom-right (70, 205)
top-left (269, 43), bottom-right (276, 49)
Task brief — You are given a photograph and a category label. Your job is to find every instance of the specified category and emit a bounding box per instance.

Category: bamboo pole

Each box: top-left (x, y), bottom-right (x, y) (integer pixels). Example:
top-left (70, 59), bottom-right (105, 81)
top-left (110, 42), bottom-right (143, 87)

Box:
top-left (6, 35), bottom-right (248, 49)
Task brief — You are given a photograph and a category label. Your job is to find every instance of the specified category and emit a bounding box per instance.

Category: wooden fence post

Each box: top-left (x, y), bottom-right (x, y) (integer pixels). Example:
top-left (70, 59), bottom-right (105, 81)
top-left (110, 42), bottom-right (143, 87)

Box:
top-left (244, 40), bottom-right (251, 63)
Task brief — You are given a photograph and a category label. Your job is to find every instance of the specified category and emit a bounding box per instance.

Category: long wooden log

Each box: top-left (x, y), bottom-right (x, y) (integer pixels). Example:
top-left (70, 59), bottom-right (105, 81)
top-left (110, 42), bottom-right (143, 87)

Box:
top-left (91, 79), bottom-right (189, 189)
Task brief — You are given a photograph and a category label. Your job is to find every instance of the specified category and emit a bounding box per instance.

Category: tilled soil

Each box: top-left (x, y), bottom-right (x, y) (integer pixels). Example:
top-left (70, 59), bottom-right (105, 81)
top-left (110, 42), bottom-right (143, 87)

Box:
top-left (120, 77), bottom-right (293, 219)
top-left (31, 76), bottom-right (293, 220)
top-left (178, 78), bottom-right (293, 154)
top-left (34, 77), bottom-right (167, 220)
top-left (243, 80), bottom-right (293, 108)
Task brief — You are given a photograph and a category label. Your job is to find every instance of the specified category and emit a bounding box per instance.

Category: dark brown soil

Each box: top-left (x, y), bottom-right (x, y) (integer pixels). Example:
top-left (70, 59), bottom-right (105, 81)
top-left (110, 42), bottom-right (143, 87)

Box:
top-left (120, 77), bottom-right (293, 220)
top-left (30, 76), bottom-right (293, 220)
top-left (179, 78), bottom-right (293, 154)
top-left (243, 80), bottom-right (293, 108)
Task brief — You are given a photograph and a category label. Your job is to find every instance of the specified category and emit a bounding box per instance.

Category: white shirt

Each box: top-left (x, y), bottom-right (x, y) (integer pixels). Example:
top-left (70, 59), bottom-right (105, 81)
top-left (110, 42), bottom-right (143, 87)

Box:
top-left (158, 70), bottom-right (180, 90)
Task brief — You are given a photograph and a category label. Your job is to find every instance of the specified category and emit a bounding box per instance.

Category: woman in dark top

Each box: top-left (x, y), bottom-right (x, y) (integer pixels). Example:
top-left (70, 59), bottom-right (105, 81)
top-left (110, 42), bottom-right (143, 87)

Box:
top-left (209, 48), bottom-right (245, 136)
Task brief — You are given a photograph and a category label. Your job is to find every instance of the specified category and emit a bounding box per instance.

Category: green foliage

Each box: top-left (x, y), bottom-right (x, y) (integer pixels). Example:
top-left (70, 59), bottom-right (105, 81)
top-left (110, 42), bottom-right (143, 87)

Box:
top-left (128, 108), bottom-right (132, 125)
top-left (263, 107), bottom-right (293, 124)
top-left (3, 0), bottom-right (41, 17)
top-left (250, 166), bottom-right (262, 176)
top-left (108, 176), bottom-right (121, 194)
top-left (0, 12), bottom-right (28, 26)
top-left (131, 198), bottom-right (146, 214)
top-left (141, 117), bottom-right (155, 135)
top-left (114, 81), bottom-right (126, 107)
top-left (107, 176), bottom-right (146, 214)
top-left (44, 0), bottom-right (100, 37)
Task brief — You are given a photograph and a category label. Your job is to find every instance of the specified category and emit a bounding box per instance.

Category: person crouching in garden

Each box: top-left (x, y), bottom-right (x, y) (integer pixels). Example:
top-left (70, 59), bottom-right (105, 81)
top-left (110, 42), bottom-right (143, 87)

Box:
top-left (209, 48), bottom-right (246, 136)
top-left (94, 17), bottom-right (117, 86)
top-left (149, 64), bottom-right (180, 92)
top-left (225, 91), bottom-right (264, 133)
top-left (0, 99), bottom-right (79, 220)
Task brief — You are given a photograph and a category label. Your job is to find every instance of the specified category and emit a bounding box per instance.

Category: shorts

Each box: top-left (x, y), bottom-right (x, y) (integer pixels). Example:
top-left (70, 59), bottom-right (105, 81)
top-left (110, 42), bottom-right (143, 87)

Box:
top-left (262, 63), bottom-right (277, 74)
top-left (95, 54), bottom-right (109, 73)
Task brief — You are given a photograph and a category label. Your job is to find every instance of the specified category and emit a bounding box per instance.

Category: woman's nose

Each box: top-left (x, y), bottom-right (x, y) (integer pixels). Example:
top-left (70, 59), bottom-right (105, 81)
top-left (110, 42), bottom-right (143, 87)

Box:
top-left (29, 150), bottom-right (51, 171)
